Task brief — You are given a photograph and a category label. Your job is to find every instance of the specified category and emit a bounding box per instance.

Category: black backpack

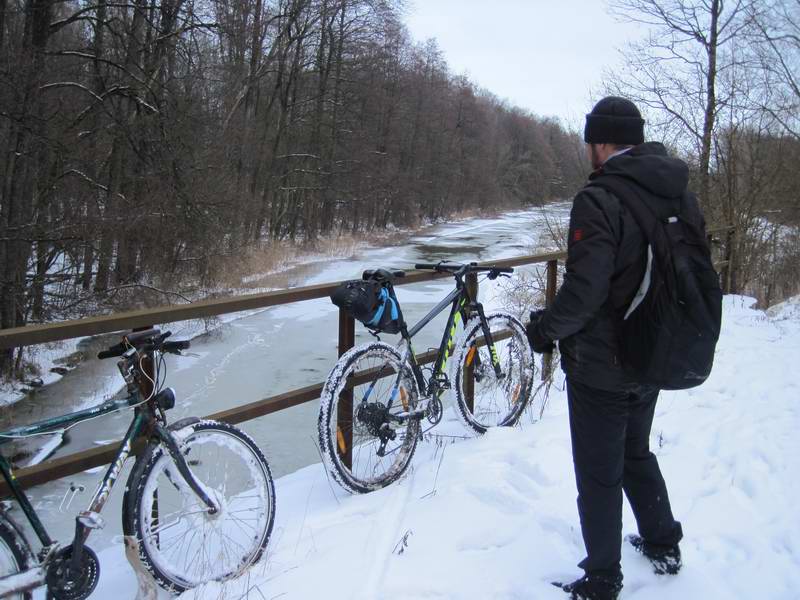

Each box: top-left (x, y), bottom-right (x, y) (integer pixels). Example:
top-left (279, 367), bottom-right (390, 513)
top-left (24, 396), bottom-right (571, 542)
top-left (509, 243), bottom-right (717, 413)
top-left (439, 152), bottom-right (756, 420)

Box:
top-left (589, 175), bottom-right (722, 390)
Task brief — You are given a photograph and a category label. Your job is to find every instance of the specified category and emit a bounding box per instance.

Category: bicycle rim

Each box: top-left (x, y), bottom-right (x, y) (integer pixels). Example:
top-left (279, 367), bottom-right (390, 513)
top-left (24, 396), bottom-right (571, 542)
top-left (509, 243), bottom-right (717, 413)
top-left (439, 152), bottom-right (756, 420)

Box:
top-left (135, 423), bottom-right (274, 590)
top-left (454, 313), bottom-right (535, 431)
top-left (321, 344), bottom-right (420, 493)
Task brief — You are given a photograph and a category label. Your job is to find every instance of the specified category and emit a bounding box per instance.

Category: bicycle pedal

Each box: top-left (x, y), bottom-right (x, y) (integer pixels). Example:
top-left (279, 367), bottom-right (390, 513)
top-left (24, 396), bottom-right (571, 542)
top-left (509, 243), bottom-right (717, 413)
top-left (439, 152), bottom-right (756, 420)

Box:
top-left (77, 511), bottom-right (106, 530)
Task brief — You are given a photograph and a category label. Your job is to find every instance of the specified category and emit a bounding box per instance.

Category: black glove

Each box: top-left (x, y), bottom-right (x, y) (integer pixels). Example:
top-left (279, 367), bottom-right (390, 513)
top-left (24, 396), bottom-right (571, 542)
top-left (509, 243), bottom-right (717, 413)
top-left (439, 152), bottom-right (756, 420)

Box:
top-left (526, 309), bottom-right (555, 354)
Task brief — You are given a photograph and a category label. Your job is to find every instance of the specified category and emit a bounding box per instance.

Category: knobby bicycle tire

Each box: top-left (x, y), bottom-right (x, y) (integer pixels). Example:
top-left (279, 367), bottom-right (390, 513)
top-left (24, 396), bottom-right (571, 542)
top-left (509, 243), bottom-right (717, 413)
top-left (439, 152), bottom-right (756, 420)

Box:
top-left (451, 312), bottom-right (535, 434)
top-left (318, 342), bottom-right (420, 494)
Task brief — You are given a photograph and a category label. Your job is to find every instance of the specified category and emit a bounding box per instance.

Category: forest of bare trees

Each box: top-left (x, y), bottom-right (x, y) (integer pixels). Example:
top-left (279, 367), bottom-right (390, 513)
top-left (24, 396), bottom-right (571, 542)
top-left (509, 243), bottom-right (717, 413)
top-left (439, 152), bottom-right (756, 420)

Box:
top-left (2, 0), bottom-right (799, 380)
top-left (0, 0), bottom-right (588, 376)
top-left (607, 0), bottom-right (800, 306)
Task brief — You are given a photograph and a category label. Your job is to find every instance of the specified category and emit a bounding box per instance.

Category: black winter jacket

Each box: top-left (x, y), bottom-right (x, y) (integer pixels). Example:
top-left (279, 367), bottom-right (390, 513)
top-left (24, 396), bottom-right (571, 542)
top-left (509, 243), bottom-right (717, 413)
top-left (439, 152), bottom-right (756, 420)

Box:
top-left (537, 142), bottom-right (698, 391)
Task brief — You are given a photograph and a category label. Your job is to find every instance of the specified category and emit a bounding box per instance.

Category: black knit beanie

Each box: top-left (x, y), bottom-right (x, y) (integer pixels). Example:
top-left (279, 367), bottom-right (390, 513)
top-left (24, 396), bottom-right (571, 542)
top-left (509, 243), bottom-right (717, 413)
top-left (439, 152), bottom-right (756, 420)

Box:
top-left (584, 96), bottom-right (645, 145)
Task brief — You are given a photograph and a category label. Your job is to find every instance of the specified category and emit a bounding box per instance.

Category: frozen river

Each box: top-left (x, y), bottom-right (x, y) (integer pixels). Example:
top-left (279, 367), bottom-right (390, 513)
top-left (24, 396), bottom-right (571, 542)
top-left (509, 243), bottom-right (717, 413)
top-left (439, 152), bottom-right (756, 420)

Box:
top-left (1, 205), bottom-right (569, 553)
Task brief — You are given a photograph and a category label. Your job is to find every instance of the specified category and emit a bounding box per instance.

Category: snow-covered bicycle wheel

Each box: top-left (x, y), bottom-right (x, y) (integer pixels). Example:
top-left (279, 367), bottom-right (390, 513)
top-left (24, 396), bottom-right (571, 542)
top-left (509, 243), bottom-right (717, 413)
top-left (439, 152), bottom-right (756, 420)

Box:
top-left (123, 421), bottom-right (275, 593)
top-left (451, 312), bottom-right (535, 434)
top-left (0, 513), bottom-right (34, 600)
top-left (318, 342), bottom-right (420, 494)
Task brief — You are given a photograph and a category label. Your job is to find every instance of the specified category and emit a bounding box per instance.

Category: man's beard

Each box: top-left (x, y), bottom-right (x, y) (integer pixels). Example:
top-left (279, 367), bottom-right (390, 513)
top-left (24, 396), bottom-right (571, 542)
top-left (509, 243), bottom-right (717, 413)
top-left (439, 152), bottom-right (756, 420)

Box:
top-left (590, 144), bottom-right (602, 170)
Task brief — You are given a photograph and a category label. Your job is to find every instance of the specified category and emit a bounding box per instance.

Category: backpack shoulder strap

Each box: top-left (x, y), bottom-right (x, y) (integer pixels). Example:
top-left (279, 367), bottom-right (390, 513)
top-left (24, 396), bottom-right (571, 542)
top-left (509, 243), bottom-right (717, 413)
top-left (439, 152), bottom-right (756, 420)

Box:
top-left (587, 175), bottom-right (662, 244)
top-left (588, 175), bottom-right (681, 296)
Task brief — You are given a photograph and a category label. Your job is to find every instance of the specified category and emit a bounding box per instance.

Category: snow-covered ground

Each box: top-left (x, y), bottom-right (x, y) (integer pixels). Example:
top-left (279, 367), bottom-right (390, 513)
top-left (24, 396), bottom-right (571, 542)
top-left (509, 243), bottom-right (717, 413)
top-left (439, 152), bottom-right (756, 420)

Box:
top-left (76, 294), bottom-right (799, 600)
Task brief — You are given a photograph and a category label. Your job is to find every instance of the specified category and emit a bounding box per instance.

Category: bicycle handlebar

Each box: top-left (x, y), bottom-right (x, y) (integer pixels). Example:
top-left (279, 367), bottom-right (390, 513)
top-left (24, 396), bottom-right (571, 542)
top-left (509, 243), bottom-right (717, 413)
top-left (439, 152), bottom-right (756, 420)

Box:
top-left (414, 262), bottom-right (463, 272)
top-left (97, 330), bottom-right (190, 359)
top-left (414, 262), bottom-right (514, 275)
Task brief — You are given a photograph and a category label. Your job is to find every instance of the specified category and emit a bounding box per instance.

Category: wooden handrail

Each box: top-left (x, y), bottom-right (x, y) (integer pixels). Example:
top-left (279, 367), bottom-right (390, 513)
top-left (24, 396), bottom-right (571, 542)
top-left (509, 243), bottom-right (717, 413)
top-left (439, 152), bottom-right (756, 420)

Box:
top-left (0, 252), bottom-right (567, 350)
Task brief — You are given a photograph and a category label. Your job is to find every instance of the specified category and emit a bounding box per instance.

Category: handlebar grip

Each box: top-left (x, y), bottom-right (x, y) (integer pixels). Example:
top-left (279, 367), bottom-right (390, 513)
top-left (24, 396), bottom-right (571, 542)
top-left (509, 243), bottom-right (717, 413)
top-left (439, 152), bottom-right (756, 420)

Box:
top-left (98, 343), bottom-right (125, 360)
top-left (494, 267), bottom-right (514, 274)
top-left (163, 340), bottom-right (190, 353)
top-left (124, 328), bottom-right (160, 345)
top-left (414, 263), bottom-right (438, 270)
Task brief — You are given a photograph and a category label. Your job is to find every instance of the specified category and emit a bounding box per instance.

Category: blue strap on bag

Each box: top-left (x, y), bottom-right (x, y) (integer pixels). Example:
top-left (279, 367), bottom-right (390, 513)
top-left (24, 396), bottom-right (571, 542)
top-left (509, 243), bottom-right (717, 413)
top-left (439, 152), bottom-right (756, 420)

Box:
top-left (366, 288), bottom-right (398, 329)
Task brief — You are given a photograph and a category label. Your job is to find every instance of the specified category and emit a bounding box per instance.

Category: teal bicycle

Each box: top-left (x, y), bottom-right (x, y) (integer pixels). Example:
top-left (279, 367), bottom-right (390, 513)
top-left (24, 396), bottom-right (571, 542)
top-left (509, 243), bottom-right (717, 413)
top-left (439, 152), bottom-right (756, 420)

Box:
top-left (0, 328), bottom-right (275, 598)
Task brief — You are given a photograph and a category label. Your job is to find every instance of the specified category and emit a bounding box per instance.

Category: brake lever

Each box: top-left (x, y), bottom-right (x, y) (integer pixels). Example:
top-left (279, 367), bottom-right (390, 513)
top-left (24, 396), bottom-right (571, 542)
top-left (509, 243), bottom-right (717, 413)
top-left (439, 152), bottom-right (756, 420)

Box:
top-left (487, 269), bottom-right (512, 281)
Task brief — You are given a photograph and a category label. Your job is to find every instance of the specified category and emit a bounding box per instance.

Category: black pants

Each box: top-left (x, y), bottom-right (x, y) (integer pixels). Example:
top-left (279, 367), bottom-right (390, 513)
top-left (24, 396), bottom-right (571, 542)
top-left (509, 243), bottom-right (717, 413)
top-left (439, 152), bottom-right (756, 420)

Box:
top-left (567, 378), bottom-right (683, 577)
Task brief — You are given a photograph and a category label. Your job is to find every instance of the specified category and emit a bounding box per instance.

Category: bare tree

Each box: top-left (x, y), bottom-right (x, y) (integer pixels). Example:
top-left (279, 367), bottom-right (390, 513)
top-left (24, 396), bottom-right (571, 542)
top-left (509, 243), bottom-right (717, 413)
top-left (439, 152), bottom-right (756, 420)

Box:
top-left (0, 0), bottom-right (590, 380)
top-left (607, 0), bottom-right (757, 208)
top-left (747, 0), bottom-right (800, 141)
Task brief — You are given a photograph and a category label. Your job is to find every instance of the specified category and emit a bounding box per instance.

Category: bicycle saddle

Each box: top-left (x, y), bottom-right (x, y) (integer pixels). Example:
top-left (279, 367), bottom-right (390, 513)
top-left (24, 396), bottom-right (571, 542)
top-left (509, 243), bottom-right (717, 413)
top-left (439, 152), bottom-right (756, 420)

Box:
top-left (362, 268), bottom-right (406, 282)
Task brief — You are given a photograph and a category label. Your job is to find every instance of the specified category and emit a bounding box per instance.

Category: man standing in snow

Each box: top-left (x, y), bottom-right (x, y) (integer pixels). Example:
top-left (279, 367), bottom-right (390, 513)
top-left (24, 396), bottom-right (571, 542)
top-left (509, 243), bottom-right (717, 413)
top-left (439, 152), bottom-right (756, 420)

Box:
top-left (526, 97), bottom-right (688, 600)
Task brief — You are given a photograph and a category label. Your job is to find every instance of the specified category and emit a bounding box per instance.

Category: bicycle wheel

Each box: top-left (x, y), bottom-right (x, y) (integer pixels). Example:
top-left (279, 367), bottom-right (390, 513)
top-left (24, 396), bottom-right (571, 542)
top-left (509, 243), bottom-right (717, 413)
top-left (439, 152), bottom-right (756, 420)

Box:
top-left (451, 311), bottom-right (535, 433)
top-left (0, 512), bottom-right (35, 600)
top-left (318, 342), bottom-right (420, 494)
top-left (123, 421), bottom-right (275, 593)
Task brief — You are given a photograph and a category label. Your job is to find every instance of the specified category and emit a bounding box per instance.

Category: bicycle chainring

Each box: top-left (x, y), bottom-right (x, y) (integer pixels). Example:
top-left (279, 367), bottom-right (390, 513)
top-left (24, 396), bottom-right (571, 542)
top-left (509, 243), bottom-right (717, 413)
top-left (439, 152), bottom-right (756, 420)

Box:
top-left (45, 545), bottom-right (100, 600)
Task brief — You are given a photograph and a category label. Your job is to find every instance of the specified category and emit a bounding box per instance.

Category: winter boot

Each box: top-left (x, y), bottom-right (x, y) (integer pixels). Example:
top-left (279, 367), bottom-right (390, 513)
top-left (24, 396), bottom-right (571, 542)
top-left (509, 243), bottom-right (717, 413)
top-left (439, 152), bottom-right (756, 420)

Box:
top-left (626, 534), bottom-right (682, 575)
top-left (551, 573), bottom-right (623, 600)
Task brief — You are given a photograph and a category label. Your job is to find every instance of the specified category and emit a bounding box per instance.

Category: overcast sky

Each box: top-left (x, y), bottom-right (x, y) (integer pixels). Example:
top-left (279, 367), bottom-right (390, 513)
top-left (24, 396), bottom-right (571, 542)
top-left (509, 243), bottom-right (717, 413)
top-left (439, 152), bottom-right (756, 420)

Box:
top-left (403, 1), bottom-right (646, 129)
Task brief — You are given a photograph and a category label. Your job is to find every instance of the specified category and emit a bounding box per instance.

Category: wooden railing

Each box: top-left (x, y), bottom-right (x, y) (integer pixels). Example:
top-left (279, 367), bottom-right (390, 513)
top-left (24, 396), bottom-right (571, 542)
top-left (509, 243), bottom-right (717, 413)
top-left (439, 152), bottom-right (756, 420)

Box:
top-left (0, 251), bottom-right (567, 496)
top-left (0, 226), bottom-right (733, 496)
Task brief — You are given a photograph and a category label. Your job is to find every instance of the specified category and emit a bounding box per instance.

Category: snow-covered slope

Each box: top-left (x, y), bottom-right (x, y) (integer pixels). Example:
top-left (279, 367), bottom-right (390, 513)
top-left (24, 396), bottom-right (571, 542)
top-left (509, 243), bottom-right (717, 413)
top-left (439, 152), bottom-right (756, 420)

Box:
top-left (90, 295), bottom-right (800, 599)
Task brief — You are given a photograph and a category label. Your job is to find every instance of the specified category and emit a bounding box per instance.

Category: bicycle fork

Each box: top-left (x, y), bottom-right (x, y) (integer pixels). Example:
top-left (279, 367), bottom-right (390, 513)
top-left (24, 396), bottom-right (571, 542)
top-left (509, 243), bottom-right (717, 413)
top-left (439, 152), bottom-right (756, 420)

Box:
top-left (475, 306), bottom-right (505, 380)
top-left (153, 422), bottom-right (219, 515)
top-left (70, 416), bottom-right (218, 574)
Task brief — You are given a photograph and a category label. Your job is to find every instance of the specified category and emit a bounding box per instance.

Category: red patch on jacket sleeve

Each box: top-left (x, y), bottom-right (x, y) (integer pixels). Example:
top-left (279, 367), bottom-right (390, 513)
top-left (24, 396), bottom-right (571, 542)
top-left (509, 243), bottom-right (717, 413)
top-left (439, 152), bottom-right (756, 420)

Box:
top-left (573, 228), bottom-right (584, 242)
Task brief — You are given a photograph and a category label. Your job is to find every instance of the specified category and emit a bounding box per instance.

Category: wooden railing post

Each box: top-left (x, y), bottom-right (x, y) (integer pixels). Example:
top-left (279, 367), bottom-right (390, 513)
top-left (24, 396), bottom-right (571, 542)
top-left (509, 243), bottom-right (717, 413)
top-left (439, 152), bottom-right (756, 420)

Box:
top-left (336, 309), bottom-right (355, 469)
top-left (463, 272), bottom-right (479, 413)
top-left (543, 260), bottom-right (558, 380)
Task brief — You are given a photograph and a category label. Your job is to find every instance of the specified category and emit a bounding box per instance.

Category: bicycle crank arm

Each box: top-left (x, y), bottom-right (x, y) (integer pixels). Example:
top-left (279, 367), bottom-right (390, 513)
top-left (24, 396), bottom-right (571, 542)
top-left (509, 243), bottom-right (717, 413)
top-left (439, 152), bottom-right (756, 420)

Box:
top-left (389, 408), bottom-right (427, 422)
top-left (154, 425), bottom-right (219, 514)
top-left (0, 566), bottom-right (46, 598)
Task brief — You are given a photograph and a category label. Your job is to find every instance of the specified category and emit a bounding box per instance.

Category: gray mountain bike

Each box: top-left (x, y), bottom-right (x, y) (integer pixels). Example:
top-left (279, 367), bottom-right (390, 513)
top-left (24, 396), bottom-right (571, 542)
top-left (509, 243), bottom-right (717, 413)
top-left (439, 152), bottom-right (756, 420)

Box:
top-left (319, 261), bottom-right (535, 494)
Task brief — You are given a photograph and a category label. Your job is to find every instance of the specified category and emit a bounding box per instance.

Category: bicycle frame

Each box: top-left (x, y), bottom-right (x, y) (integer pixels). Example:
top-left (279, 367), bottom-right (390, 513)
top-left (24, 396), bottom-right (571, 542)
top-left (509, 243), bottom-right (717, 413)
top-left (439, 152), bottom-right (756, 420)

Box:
top-left (0, 394), bottom-right (147, 549)
top-left (389, 274), bottom-right (504, 404)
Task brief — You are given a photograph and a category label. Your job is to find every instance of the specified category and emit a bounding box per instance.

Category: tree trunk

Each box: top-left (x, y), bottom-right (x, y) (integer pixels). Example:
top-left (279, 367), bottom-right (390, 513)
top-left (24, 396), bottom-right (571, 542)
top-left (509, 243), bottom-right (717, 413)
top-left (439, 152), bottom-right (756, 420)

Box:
top-left (0, 0), bottom-right (53, 375)
top-left (699, 0), bottom-right (720, 209)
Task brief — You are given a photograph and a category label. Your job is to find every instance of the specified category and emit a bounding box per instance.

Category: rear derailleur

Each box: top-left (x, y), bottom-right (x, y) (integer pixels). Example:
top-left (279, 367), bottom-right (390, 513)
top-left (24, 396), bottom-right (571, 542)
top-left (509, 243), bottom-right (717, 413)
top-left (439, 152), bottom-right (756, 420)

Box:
top-left (356, 401), bottom-right (396, 457)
